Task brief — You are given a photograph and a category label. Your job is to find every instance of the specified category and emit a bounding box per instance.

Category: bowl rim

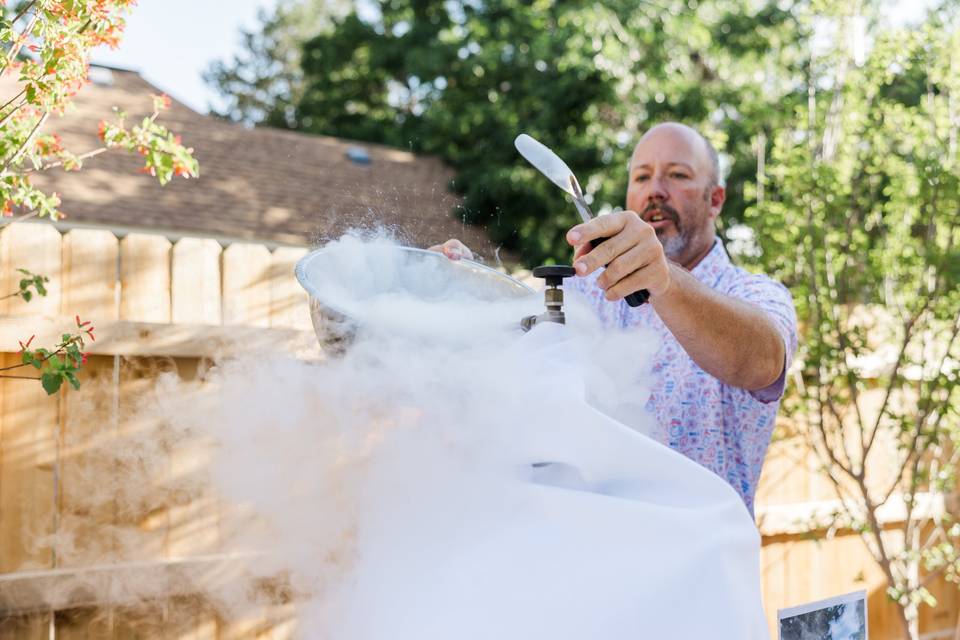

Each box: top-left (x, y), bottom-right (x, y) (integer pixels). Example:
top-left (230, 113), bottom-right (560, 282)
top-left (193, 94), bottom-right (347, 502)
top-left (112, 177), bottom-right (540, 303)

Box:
top-left (295, 244), bottom-right (535, 322)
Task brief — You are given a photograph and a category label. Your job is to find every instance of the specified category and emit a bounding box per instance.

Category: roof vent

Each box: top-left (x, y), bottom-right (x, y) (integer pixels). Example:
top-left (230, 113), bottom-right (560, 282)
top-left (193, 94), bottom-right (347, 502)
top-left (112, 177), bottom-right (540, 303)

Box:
top-left (346, 146), bottom-right (371, 165)
top-left (88, 66), bottom-right (114, 86)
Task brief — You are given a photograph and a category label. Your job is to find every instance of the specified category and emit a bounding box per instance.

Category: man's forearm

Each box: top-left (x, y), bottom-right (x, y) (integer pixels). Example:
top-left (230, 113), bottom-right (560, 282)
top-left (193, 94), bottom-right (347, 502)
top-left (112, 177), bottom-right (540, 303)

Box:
top-left (650, 264), bottom-right (785, 391)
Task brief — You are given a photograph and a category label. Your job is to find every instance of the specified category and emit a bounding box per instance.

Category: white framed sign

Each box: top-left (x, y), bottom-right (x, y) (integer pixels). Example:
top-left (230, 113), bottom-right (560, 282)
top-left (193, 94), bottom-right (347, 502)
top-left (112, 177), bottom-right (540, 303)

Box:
top-left (778, 590), bottom-right (868, 640)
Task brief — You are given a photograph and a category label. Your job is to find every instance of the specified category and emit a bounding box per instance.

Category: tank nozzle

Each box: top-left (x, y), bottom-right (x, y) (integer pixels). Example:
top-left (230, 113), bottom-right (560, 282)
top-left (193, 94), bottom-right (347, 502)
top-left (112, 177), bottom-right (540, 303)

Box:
top-left (520, 265), bottom-right (576, 332)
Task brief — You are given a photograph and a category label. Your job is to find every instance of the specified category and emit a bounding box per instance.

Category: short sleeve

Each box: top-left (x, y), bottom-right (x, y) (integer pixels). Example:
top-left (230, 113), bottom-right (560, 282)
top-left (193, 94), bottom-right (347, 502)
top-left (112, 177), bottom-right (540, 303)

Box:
top-left (726, 272), bottom-right (798, 403)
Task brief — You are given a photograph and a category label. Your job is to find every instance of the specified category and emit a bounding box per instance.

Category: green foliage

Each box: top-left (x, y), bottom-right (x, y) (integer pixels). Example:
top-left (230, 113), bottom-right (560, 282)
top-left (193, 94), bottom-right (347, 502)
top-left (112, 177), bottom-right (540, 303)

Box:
top-left (7, 317), bottom-right (93, 396)
top-left (97, 99), bottom-right (200, 185)
top-left (0, 0), bottom-right (198, 222)
top-left (13, 267), bottom-right (47, 301)
top-left (743, 5), bottom-right (960, 632)
top-left (203, 0), bottom-right (351, 126)
top-left (211, 0), bottom-right (807, 265)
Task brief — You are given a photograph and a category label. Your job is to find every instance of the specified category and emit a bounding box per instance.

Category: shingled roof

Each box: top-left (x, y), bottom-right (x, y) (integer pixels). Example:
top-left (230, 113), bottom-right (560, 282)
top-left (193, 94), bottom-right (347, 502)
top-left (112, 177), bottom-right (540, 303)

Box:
top-left (25, 65), bottom-right (497, 254)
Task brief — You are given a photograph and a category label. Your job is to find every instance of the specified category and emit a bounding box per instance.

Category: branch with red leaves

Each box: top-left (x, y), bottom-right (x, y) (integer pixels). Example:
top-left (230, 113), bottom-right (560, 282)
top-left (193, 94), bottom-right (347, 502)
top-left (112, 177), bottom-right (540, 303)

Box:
top-left (0, 1), bottom-right (199, 222)
top-left (0, 315), bottom-right (95, 394)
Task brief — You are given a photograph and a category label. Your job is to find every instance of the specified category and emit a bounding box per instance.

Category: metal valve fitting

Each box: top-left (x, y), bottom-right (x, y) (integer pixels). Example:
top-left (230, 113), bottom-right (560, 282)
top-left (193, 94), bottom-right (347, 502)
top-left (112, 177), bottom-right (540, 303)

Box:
top-left (520, 265), bottom-right (577, 332)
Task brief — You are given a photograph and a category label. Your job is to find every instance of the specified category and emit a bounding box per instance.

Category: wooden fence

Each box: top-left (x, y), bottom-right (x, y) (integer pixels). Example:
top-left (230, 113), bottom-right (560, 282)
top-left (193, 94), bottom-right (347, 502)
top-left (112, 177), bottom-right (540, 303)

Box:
top-left (0, 222), bottom-right (956, 639)
top-left (0, 223), bottom-right (311, 638)
top-left (756, 427), bottom-right (960, 639)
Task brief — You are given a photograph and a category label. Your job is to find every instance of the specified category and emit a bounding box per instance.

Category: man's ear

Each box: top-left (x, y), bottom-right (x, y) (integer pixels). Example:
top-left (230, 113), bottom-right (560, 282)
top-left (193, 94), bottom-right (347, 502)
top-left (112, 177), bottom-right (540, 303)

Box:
top-left (709, 184), bottom-right (725, 219)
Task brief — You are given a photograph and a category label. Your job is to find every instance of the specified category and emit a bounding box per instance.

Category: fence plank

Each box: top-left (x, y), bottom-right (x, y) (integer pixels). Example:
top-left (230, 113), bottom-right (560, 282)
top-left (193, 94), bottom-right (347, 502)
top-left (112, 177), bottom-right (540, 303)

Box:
top-left (57, 357), bottom-right (123, 639)
top-left (219, 603), bottom-right (297, 639)
top-left (163, 359), bottom-right (220, 640)
top-left (62, 229), bottom-right (119, 320)
top-left (760, 541), bottom-right (787, 639)
top-left (172, 238), bottom-right (222, 325)
top-left (55, 608), bottom-right (112, 639)
top-left (0, 223), bottom-right (62, 317)
top-left (269, 247), bottom-right (310, 330)
top-left (0, 615), bottom-right (49, 639)
top-left (222, 244), bottom-right (272, 327)
top-left (112, 357), bottom-right (171, 569)
top-left (164, 358), bottom-right (219, 560)
top-left (0, 352), bottom-right (59, 571)
top-left (0, 353), bottom-right (59, 640)
top-left (58, 356), bottom-right (117, 576)
top-left (120, 234), bottom-right (171, 323)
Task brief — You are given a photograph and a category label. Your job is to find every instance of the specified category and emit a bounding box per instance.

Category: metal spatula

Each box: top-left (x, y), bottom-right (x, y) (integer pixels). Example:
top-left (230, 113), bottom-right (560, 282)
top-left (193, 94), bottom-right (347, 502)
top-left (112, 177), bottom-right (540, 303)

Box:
top-left (514, 134), bottom-right (649, 307)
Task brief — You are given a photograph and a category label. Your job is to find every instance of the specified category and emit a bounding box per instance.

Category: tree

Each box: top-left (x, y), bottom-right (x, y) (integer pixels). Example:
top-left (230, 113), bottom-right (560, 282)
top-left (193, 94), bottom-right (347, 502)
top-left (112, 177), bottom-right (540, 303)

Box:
top-left (0, 0), bottom-right (199, 394)
top-left (744, 3), bottom-right (960, 637)
top-left (203, 0), bottom-right (350, 127)
top-left (209, 0), bottom-right (807, 265)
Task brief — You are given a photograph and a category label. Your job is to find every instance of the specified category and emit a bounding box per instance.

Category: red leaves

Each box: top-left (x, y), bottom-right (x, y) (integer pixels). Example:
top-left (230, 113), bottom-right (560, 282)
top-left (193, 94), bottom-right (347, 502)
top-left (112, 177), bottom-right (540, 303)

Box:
top-left (75, 315), bottom-right (95, 341)
top-left (152, 93), bottom-right (172, 111)
top-left (18, 335), bottom-right (35, 352)
top-left (35, 134), bottom-right (64, 156)
top-left (97, 120), bottom-right (108, 141)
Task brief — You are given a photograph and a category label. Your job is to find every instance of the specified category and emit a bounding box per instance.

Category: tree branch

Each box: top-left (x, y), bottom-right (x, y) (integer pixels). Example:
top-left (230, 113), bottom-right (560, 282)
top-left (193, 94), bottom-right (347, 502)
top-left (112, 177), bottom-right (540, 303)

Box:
top-left (0, 110), bottom-right (48, 174)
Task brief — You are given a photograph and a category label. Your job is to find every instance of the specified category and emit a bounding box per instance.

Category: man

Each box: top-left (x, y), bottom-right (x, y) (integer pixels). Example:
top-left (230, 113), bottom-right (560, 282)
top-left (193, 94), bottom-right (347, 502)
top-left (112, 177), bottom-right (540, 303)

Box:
top-left (430, 122), bottom-right (797, 514)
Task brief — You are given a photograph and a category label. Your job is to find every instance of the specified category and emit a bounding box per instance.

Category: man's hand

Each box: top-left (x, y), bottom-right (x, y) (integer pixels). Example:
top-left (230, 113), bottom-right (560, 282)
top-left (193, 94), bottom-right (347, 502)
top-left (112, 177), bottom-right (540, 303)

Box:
top-left (427, 238), bottom-right (474, 261)
top-left (565, 210), bottom-right (672, 300)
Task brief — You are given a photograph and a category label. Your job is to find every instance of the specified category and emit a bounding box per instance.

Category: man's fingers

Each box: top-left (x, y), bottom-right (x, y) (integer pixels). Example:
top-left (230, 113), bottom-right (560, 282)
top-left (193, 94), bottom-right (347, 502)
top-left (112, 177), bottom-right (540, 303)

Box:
top-left (566, 212), bottom-right (628, 248)
top-left (568, 212), bottom-right (651, 276)
top-left (599, 244), bottom-right (653, 295)
top-left (603, 265), bottom-right (652, 302)
top-left (573, 232), bottom-right (636, 277)
top-left (572, 243), bottom-right (592, 262)
top-left (427, 238), bottom-right (473, 261)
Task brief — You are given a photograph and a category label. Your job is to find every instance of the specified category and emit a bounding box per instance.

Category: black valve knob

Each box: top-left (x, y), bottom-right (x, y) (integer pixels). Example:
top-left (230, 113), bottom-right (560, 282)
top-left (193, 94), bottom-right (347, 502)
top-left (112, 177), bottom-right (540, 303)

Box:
top-left (520, 264), bottom-right (577, 332)
top-left (532, 265), bottom-right (576, 287)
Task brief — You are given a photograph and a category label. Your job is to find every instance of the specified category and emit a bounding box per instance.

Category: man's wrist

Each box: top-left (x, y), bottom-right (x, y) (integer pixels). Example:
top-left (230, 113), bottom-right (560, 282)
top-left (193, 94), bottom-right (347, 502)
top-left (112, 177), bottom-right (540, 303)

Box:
top-left (649, 261), bottom-right (678, 300)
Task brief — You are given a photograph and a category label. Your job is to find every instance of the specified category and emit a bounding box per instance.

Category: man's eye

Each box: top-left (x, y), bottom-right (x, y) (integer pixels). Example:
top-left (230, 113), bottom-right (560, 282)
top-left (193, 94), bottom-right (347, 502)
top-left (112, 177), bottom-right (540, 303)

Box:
top-left (634, 175), bottom-right (649, 182)
top-left (670, 172), bottom-right (689, 179)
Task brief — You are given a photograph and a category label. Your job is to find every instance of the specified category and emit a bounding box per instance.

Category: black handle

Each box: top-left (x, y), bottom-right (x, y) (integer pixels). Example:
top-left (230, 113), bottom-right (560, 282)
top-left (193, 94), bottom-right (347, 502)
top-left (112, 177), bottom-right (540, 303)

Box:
top-left (590, 237), bottom-right (649, 307)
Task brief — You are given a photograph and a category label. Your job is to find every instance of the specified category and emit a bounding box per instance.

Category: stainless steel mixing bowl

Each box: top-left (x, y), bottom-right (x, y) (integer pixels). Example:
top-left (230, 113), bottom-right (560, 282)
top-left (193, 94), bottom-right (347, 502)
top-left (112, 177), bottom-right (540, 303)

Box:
top-left (295, 243), bottom-right (535, 347)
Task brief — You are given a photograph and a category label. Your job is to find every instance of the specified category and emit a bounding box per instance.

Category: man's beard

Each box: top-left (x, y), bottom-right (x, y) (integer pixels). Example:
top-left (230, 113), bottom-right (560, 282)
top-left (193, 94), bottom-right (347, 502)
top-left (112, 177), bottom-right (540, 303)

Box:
top-left (660, 234), bottom-right (689, 260)
top-left (643, 202), bottom-right (690, 260)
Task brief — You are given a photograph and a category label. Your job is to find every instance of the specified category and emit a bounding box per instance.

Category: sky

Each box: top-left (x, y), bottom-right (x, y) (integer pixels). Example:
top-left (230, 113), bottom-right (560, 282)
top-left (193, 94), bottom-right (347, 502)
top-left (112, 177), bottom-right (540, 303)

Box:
top-left (92, 0), bottom-right (940, 116)
top-left (92, 0), bottom-right (283, 114)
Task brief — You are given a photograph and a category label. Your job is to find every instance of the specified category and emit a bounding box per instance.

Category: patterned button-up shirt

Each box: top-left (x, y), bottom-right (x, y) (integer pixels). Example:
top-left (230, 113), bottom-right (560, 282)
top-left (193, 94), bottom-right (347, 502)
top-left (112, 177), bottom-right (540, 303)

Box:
top-left (568, 240), bottom-right (798, 514)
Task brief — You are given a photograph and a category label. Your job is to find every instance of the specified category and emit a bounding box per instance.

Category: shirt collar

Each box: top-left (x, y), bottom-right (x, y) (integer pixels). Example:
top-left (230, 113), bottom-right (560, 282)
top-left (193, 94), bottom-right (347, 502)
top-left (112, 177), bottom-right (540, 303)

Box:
top-left (689, 239), bottom-right (730, 286)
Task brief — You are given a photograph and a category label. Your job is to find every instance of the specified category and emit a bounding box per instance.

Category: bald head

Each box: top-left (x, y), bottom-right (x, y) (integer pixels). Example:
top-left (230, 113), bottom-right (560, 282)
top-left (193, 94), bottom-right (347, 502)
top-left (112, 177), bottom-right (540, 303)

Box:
top-left (633, 123), bottom-right (720, 187)
top-left (625, 121), bottom-right (726, 268)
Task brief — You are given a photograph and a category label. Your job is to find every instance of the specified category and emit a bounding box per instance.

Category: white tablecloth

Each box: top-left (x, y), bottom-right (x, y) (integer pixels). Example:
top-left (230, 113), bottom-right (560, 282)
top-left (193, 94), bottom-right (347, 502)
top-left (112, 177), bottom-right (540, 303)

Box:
top-left (313, 323), bottom-right (769, 639)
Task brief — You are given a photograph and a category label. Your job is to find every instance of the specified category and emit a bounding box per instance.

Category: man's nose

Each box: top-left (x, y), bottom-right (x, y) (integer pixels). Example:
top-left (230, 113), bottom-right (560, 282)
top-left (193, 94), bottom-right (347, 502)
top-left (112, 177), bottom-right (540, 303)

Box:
top-left (647, 176), bottom-right (669, 203)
